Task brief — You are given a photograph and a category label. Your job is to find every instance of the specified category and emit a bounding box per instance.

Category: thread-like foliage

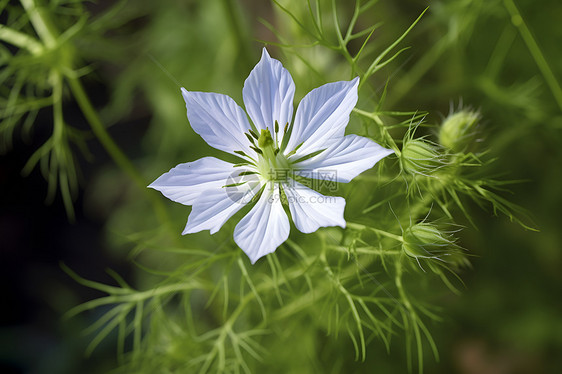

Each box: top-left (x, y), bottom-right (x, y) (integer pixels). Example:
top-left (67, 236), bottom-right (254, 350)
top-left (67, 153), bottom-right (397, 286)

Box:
top-left (1, 0), bottom-right (541, 373)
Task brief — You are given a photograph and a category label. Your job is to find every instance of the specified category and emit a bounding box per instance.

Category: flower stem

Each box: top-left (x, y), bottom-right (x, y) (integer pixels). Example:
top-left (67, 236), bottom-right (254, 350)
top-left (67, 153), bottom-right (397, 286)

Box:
top-left (353, 108), bottom-right (400, 155)
top-left (67, 77), bottom-right (170, 226)
top-left (19, 0), bottom-right (57, 48)
top-left (220, 0), bottom-right (255, 69)
top-left (0, 25), bottom-right (44, 54)
top-left (503, 0), bottom-right (562, 111)
top-left (19, 0), bottom-right (171, 227)
top-left (346, 222), bottom-right (403, 242)
top-left (329, 245), bottom-right (401, 256)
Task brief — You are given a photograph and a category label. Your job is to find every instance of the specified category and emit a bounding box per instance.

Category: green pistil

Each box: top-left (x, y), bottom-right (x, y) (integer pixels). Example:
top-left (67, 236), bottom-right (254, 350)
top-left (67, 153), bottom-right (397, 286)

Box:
top-left (258, 128), bottom-right (274, 149)
top-left (259, 129), bottom-right (279, 168)
top-left (253, 127), bottom-right (290, 182)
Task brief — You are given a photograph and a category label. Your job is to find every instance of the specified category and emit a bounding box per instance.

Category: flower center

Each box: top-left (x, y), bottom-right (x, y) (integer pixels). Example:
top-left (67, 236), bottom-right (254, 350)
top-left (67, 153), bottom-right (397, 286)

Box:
top-left (257, 128), bottom-right (290, 182)
top-left (244, 123), bottom-right (291, 183)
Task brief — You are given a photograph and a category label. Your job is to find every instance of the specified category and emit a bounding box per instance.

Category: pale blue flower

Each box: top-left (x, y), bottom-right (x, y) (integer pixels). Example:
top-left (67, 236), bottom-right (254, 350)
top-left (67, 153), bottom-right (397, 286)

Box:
top-left (149, 49), bottom-right (393, 264)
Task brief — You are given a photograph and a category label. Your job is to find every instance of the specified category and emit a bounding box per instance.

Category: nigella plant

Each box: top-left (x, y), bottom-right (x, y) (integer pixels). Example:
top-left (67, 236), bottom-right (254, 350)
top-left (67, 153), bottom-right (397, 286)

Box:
top-left (1, 0), bottom-right (536, 373)
top-left (149, 49), bottom-right (393, 264)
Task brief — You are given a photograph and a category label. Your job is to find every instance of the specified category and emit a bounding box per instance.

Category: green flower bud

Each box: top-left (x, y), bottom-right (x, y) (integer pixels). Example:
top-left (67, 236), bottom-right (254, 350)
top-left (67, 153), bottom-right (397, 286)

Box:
top-left (402, 223), bottom-right (451, 259)
top-left (439, 109), bottom-right (480, 152)
top-left (400, 138), bottom-right (440, 175)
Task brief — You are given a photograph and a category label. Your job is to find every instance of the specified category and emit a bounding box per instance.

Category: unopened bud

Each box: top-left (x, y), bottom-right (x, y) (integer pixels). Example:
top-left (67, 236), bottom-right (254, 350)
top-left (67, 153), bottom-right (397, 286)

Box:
top-left (402, 223), bottom-right (451, 259)
top-left (439, 109), bottom-right (480, 152)
top-left (400, 139), bottom-right (440, 174)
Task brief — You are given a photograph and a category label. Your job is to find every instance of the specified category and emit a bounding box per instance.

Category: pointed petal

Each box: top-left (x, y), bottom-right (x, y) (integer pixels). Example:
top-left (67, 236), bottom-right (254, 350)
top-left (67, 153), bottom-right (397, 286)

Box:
top-left (243, 48), bottom-right (295, 142)
top-left (148, 157), bottom-right (244, 205)
top-left (181, 88), bottom-right (256, 158)
top-left (183, 175), bottom-right (262, 235)
top-left (234, 183), bottom-right (290, 264)
top-left (285, 77), bottom-right (359, 157)
top-left (283, 180), bottom-right (346, 234)
top-left (294, 135), bottom-right (394, 183)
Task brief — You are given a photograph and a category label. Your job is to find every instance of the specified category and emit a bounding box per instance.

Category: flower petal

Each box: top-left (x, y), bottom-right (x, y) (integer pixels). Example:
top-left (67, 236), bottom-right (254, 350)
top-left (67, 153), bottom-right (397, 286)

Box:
top-left (243, 48), bottom-right (295, 142)
top-left (233, 183), bottom-right (290, 264)
top-left (181, 88), bottom-right (256, 158)
top-left (294, 135), bottom-right (394, 183)
top-left (148, 157), bottom-right (244, 205)
top-left (283, 180), bottom-right (346, 234)
top-left (183, 175), bottom-right (262, 235)
top-left (285, 77), bottom-right (359, 157)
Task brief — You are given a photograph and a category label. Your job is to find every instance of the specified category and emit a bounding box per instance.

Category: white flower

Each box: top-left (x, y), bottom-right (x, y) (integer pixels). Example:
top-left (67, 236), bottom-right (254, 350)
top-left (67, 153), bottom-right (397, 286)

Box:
top-left (149, 48), bottom-right (393, 264)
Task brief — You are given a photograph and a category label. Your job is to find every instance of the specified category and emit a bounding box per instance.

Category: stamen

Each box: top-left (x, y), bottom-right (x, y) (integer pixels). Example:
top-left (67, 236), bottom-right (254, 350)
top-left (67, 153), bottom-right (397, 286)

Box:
top-left (245, 132), bottom-right (256, 145)
top-left (238, 171), bottom-right (258, 176)
top-left (290, 148), bottom-right (325, 164)
top-left (250, 145), bottom-right (263, 155)
top-left (274, 121), bottom-right (280, 147)
top-left (234, 150), bottom-right (251, 158)
top-left (249, 129), bottom-right (259, 140)
top-left (223, 181), bottom-right (247, 188)
top-left (286, 141), bottom-right (304, 157)
top-left (280, 122), bottom-right (292, 152)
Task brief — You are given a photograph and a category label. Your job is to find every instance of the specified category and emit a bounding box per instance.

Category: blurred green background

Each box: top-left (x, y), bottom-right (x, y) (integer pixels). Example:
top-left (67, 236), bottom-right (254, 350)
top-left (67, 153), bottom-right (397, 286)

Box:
top-left (1, 0), bottom-right (561, 373)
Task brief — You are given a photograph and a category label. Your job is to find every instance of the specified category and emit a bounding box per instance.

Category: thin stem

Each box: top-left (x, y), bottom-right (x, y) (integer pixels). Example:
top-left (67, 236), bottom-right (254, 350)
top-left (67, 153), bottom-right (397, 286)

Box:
top-left (19, 0), bottom-right (170, 226)
top-left (484, 26), bottom-right (517, 80)
top-left (52, 73), bottom-right (64, 146)
top-left (67, 76), bottom-right (170, 226)
top-left (386, 38), bottom-right (448, 108)
top-left (0, 25), bottom-right (44, 54)
top-left (221, 0), bottom-right (255, 69)
top-left (347, 222), bottom-right (404, 242)
top-left (20, 0), bottom-right (57, 48)
top-left (329, 245), bottom-right (401, 256)
top-left (52, 73), bottom-right (75, 219)
top-left (503, 0), bottom-right (562, 111)
top-left (394, 258), bottom-right (414, 371)
top-left (353, 108), bottom-right (400, 155)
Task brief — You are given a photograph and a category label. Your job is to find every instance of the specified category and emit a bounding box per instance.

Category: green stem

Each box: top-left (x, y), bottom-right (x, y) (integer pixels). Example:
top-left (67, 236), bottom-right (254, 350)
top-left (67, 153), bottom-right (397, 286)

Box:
top-left (20, 0), bottom-right (57, 48)
top-left (67, 77), bottom-right (170, 225)
top-left (0, 25), bottom-right (44, 54)
top-left (221, 0), bottom-right (255, 69)
top-left (503, 0), bottom-right (562, 111)
top-left (52, 73), bottom-right (64, 146)
top-left (353, 108), bottom-right (400, 155)
top-left (394, 259), bottom-right (411, 310)
top-left (484, 26), bottom-right (517, 80)
top-left (20, 0), bottom-right (171, 226)
top-left (52, 73), bottom-right (75, 219)
top-left (346, 222), bottom-right (404, 242)
top-left (329, 245), bottom-right (401, 256)
top-left (386, 38), bottom-right (448, 108)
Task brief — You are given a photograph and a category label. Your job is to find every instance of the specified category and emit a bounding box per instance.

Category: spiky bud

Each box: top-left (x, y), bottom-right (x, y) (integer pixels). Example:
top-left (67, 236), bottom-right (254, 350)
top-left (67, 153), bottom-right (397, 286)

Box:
top-left (402, 223), bottom-right (452, 259)
top-left (400, 138), bottom-right (440, 175)
top-left (439, 109), bottom-right (480, 152)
